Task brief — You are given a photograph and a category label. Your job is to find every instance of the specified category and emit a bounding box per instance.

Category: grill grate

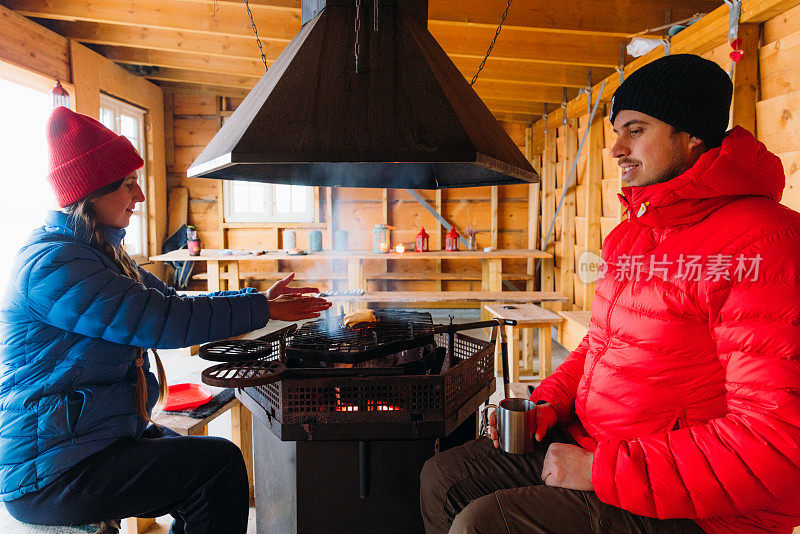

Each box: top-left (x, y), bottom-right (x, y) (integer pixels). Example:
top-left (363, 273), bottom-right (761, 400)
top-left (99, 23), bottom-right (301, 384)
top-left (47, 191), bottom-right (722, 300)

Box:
top-left (286, 309), bottom-right (435, 363)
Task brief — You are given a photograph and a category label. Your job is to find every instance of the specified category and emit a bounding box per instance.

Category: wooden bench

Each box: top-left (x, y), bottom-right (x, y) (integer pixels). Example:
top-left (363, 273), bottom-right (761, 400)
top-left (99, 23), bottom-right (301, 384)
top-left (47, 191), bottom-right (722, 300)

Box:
top-left (556, 310), bottom-right (592, 352)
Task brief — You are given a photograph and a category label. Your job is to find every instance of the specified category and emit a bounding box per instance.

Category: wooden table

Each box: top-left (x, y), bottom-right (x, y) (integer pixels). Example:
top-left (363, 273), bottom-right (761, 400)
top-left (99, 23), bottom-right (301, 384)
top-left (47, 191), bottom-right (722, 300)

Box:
top-left (150, 249), bottom-right (551, 294)
top-left (484, 304), bottom-right (563, 383)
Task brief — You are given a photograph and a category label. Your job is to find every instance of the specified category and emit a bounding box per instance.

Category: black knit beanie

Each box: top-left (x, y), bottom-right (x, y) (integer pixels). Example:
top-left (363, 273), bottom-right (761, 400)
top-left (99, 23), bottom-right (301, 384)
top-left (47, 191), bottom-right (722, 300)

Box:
top-left (610, 54), bottom-right (733, 147)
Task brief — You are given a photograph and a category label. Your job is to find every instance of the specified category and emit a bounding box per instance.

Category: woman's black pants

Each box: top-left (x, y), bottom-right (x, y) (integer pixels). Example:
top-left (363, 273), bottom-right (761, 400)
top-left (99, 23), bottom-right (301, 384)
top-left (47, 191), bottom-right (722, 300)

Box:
top-left (5, 426), bottom-right (249, 534)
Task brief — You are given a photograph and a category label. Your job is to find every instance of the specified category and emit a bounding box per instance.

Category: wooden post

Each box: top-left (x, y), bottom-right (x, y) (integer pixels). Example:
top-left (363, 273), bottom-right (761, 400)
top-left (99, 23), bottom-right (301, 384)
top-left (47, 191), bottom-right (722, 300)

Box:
top-left (524, 125), bottom-right (540, 360)
top-left (435, 189), bottom-right (443, 291)
top-left (731, 23), bottom-right (760, 135)
top-left (490, 186), bottom-right (499, 250)
top-left (560, 118), bottom-right (578, 310)
top-left (540, 129), bottom-right (557, 292)
top-left (230, 403), bottom-right (255, 502)
top-left (583, 115), bottom-right (604, 310)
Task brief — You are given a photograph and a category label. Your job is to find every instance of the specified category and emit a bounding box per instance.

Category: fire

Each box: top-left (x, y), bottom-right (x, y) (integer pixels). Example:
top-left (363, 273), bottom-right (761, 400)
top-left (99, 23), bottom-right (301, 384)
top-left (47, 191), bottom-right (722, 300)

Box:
top-left (331, 388), bottom-right (400, 412)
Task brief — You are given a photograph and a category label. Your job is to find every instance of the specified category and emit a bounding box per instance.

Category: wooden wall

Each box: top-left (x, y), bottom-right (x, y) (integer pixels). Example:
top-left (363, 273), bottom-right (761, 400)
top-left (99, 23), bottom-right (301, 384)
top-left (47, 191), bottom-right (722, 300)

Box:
top-left (758, 3), bottom-right (800, 211)
top-left (532, 0), bottom-right (800, 313)
top-left (167, 91), bottom-right (539, 294)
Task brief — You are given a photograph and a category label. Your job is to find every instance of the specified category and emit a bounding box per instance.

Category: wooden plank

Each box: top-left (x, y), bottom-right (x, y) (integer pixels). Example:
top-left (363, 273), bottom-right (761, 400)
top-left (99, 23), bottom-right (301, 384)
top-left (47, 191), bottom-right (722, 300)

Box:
top-left (7, 0), bottom-right (299, 41)
top-left (756, 90), bottom-right (800, 153)
top-left (174, 93), bottom-right (218, 116)
top-left (48, 20), bottom-right (284, 61)
top-left (0, 4), bottom-right (70, 84)
top-left (760, 26), bottom-right (800, 100)
top-left (427, 0), bottom-right (719, 37)
top-left (143, 67), bottom-right (259, 89)
top-left (731, 24), bottom-right (761, 134)
top-left (168, 187), bottom-right (189, 237)
top-left (560, 118), bottom-right (578, 308)
top-left (174, 117), bottom-right (220, 147)
top-left (321, 291), bottom-right (567, 303)
top-left (491, 187), bottom-right (499, 249)
top-left (540, 129), bottom-right (557, 292)
top-left (764, 2), bottom-right (800, 42)
top-left (96, 44), bottom-right (270, 77)
top-left (230, 403), bottom-right (254, 501)
top-left (778, 151), bottom-right (800, 210)
top-left (583, 115), bottom-right (604, 310)
top-left (525, 125), bottom-right (540, 292)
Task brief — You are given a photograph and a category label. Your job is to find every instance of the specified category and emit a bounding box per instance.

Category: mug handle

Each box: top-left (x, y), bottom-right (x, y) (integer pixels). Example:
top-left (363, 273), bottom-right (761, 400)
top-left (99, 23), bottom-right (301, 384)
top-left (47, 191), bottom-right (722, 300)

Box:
top-left (480, 403), bottom-right (498, 438)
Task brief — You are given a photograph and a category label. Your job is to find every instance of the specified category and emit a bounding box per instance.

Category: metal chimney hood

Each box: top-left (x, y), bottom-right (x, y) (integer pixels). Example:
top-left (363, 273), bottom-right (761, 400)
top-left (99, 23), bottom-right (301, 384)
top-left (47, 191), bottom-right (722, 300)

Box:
top-left (187, 0), bottom-right (538, 189)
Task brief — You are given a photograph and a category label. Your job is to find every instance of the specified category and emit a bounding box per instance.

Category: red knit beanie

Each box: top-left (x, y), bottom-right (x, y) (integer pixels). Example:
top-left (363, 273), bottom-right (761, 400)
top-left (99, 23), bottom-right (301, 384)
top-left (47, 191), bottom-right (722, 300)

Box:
top-left (46, 106), bottom-right (144, 207)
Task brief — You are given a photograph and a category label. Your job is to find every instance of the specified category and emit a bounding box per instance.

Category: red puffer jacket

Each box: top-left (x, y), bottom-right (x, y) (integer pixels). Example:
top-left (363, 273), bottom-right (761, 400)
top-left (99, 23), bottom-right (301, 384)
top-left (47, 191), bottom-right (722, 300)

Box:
top-left (531, 127), bottom-right (800, 534)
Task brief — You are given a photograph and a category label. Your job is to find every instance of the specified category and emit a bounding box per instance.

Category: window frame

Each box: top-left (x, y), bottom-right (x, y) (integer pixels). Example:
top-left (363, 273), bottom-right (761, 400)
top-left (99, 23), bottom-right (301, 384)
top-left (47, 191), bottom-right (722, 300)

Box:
top-left (98, 93), bottom-right (148, 262)
top-left (223, 180), bottom-right (315, 223)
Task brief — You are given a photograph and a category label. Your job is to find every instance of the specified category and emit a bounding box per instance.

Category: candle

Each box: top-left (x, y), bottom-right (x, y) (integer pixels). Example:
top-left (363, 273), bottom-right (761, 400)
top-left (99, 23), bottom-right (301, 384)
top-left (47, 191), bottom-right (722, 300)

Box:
top-left (395, 243), bottom-right (405, 253)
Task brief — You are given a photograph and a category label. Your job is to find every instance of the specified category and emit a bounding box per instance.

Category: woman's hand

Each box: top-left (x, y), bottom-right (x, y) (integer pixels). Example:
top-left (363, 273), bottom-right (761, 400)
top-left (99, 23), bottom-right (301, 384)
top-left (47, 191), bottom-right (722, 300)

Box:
top-left (263, 272), bottom-right (320, 300)
top-left (488, 402), bottom-right (558, 449)
top-left (268, 294), bottom-right (332, 322)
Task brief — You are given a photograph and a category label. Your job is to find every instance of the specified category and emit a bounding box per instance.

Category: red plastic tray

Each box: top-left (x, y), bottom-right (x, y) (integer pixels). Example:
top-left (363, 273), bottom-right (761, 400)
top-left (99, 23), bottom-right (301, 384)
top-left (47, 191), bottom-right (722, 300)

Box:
top-left (163, 383), bottom-right (213, 411)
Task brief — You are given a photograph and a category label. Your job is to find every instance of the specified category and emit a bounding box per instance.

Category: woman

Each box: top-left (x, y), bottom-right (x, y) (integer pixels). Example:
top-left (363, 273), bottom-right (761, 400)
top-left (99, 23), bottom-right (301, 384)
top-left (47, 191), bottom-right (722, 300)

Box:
top-left (0, 107), bottom-right (330, 533)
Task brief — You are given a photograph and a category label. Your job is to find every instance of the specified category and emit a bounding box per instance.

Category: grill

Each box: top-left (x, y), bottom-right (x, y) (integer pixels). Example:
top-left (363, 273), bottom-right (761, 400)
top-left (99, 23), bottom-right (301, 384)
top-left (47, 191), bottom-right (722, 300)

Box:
top-left (198, 310), bottom-right (503, 534)
top-left (286, 308), bottom-right (436, 364)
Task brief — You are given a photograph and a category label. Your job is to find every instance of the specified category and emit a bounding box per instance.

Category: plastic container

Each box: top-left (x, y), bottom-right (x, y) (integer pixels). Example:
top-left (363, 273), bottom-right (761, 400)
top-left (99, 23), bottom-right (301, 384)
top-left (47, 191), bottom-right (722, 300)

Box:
top-left (283, 229), bottom-right (297, 251)
top-left (163, 383), bottom-right (212, 411)
top-left (334, 230), bottom-right (348, 251)
top-left (310, 230), bottom-right (323, 252)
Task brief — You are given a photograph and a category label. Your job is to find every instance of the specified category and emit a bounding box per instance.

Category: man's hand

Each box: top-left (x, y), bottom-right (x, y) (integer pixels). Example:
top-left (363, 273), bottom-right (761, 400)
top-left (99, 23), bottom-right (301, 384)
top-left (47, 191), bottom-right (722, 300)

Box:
top-left (487, 402), bottom-right (558, 449)
top-left (264, 272), bottom-right (320, 300)
top-left (541, 443), bottom-right (594, 491)
top-left (268, 294), bottom-right (332, 321)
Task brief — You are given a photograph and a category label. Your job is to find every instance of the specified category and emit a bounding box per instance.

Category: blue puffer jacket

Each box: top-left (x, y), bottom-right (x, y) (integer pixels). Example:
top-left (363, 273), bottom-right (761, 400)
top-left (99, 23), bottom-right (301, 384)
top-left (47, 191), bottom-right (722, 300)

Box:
top-left (0, 210), bottom-right (269, 501)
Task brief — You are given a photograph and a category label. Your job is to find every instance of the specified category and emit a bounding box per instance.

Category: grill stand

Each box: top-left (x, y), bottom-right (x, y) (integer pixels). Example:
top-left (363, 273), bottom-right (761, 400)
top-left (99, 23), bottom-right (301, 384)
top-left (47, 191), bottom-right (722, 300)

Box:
top-left (239, 383), bottom-right (492, 534)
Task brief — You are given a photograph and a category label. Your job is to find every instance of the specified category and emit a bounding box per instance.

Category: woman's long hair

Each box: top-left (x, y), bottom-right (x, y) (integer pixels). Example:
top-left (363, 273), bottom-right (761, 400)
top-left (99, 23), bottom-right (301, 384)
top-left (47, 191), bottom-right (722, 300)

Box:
top-left (65, 177), bottom-right (167, 425)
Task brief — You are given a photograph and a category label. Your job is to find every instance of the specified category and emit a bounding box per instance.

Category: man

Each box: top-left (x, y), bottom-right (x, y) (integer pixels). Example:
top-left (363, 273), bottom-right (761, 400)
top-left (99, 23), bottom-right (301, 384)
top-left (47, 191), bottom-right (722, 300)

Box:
top-left (420, 54), bottom-right (800, 534)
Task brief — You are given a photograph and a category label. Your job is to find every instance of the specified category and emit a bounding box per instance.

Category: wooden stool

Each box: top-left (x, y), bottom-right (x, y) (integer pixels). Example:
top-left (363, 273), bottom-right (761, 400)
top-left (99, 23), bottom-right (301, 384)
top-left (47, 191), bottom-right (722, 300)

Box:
top-left (484, 303), bottom-right (563, 383)
top-left (557, 310), bottom-right (592, 352)
top-left (126, 395), bottom-right (254, 534)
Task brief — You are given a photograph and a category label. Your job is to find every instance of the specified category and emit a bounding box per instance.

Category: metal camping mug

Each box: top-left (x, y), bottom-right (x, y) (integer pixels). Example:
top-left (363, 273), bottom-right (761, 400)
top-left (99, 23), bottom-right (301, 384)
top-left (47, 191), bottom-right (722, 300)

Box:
top-left (482, 398), bottom-right (537, 454)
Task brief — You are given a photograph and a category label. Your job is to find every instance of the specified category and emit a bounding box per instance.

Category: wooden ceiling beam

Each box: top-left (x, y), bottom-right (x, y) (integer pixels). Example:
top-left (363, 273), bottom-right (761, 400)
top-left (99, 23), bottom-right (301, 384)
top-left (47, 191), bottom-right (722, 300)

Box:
top-left (95, 45), bottom-right (271, 76)
top-left (6, 0), bottom-right (299, 41)
top-left (472, 80), bottom-right (579, 104)
top-left (452, 57), bottom-right (613, 88)
top-left (142, 67), bottom-right (259, 89)
top-left (43, 20), bottom-right (284, 61)
top-left (13, 0), bottom-right (626, 67)
top-left (429, 23), bottom-right (625, 67)
top-left (240, 0), bottom-right (721, 37)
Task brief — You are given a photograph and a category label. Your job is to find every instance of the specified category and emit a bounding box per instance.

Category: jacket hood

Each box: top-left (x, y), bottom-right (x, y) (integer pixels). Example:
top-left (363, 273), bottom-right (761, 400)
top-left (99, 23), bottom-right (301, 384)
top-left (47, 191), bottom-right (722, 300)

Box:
top-left (619, 127), bottom-right (785, 227)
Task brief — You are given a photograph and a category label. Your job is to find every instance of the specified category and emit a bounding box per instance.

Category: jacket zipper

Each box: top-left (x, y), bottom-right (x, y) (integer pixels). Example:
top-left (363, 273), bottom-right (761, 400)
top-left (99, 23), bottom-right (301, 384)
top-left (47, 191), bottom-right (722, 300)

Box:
top-left (582, 278), bottom-right (627, 399)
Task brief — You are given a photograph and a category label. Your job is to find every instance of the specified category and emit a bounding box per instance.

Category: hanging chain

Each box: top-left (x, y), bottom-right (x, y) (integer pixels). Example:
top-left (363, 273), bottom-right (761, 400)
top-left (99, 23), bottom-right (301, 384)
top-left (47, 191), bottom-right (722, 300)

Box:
top-left (244, 0), bottom-right (269, 72)
top-left (470, 0), bottom-right (513, 86)
top-left (373, 0), bottom-right (379, 32)
top-left (354, 0), bottom-right (362, 73)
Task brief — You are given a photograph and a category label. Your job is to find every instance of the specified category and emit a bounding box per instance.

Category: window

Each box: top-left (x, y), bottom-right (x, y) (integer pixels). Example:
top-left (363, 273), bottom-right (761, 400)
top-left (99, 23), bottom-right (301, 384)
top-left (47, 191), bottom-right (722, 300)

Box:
top-left (0, 75), bottom-right (55, 286)
top-left (99, 94), bottom-right (148, 260)
top-left (224, 181), bottom-right (314, 223)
